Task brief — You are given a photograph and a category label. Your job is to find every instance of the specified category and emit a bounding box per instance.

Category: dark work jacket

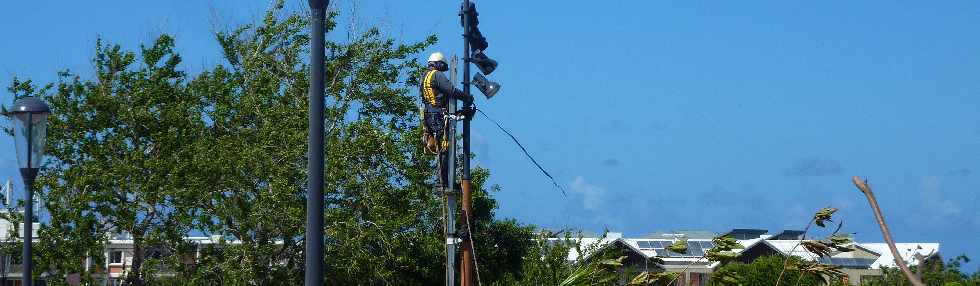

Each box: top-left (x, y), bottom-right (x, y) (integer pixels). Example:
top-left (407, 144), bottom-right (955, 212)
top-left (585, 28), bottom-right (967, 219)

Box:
top-left (420, 68), bottom-right (467, 113)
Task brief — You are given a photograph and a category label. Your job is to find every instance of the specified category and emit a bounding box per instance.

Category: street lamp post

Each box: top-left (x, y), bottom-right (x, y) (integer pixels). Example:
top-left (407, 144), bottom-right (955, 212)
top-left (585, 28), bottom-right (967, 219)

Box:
top-left (5, 97), bottom-right (50, 286)
top-left (306, 1), bottom-right (329, 286)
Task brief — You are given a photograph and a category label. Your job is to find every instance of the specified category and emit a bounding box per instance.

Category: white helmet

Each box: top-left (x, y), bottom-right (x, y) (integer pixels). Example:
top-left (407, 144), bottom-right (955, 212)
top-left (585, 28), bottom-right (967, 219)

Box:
top-left (428, 52), bottom-right (446, 64)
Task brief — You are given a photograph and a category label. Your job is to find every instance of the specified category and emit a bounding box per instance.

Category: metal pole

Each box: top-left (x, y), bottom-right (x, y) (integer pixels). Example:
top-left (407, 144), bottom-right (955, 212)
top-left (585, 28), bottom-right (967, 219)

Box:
top-left (20, 171), bottom-right (33, 286)
top-left (21, 114), bottom-right (34, 286)
top-left (306, 1), bottom-right (328, 285)
top-left (460, 1), bottom-right (474, 285)
top-left (445, 56), bottom-right (459, 286)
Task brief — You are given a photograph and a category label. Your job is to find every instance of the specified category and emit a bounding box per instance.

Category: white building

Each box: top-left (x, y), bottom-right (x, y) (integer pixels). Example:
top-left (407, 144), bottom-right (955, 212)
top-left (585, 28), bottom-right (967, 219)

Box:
top-left (567, 229), bottom-right (940, 286)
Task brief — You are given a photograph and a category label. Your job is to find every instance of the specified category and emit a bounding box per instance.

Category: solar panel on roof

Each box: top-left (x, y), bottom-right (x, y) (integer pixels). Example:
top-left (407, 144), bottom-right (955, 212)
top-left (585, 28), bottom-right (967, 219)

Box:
top-left (655, 249), bottom-right (669, 257)
top-left (703, 241), bottom-right (715, 249)
top-left (689, 247), bottom-right (705, 256)
top-left (650, 241), bottom-right (664, 248)
top-left (691, 241), bottom-right (705, 249)
top-left (637, 241), bottom-right (651, 249)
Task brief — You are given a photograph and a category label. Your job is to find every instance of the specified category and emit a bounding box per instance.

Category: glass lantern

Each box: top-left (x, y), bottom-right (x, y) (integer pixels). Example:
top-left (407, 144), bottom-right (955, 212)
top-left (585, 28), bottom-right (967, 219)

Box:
top-left (7, 97), bottom-right (50, 170)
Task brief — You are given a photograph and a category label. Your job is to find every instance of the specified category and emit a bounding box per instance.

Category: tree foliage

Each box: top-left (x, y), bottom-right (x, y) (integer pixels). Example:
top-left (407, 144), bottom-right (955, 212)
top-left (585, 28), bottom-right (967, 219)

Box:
top-left (709, 256), bottom-right (846, 286)
top-left (14, 33), bottom-right (203, 286)
top-left (491, 230), bottom-right (577, 286)
top-left (861, 255), bottom-right (980, 286)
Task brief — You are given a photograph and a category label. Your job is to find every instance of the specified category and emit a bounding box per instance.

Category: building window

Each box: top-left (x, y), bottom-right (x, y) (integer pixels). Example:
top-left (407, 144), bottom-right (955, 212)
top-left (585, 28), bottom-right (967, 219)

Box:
top-left (109, 251), bottom-right (123, 264)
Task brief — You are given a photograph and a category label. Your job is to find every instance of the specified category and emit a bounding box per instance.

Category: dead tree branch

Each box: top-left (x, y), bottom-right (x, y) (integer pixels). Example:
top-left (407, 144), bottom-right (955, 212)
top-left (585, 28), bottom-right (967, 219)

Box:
top-left (851, 176), bottom-right (925, 286)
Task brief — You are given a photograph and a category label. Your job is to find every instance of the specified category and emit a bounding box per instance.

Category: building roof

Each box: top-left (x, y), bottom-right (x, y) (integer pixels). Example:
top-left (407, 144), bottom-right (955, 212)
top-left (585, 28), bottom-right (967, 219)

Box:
top-left (862, 243), bottom-right (940, 269)
top-left (754, 239), bottom-right (823, 261)
top-left (640, 230), bottom-right (717, 240)
top-left (722, 229), bottom-right (768, 240)
top-left (768, 230), bottom-right (805, 240)
top-left (567, 231), bottom-right (940, 272)
top-left (568, 236), bottom-right (716, 266)
top-left (567, 229), bottom-right (941, 273)
top-left (740, 238), bottom-right (941, 269)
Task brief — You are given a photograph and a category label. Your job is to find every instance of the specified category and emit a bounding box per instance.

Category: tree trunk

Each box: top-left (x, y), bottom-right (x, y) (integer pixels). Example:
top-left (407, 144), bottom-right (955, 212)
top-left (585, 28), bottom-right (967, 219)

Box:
top-left (127, 235), bottom-right (145, 286)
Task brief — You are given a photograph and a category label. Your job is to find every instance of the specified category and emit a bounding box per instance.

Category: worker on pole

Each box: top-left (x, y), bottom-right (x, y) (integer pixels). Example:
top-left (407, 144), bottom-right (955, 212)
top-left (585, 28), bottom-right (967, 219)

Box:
top-left (421, 52), bottom-right (471, 286)
top-left (420, 52), bottom-right (472, 159)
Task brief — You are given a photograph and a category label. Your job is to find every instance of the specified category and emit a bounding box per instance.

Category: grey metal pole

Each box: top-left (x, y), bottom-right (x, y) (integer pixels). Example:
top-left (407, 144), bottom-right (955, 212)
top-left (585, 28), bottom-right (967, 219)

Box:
top-left (459, 1), bottom-right (475, 285)
top-left (20, 173), bottom-right (33, 286)
top-left (445, 178), bottom-right (457, 286)
top-left (445, 56), bottom-right (459, 286)
top-left (21, 115), bottom-right (34, 286)
top-left (306, 1), bottom-right (328, 285)
top-left (461, 2), bottom-right (472, 182)
top-left (20, 114), bottom-right (37, 286)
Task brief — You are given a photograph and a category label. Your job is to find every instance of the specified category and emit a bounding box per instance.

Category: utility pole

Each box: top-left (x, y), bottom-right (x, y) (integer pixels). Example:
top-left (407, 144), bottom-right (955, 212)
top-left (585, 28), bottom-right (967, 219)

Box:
top-left (457, 1), bottom-right (501, 284)
top-left (306, 1), bottom-right (328, 285)
top-left (444, 55), bottom-right (460, 286)
top-left (459, 1), bottom-right (475, 285)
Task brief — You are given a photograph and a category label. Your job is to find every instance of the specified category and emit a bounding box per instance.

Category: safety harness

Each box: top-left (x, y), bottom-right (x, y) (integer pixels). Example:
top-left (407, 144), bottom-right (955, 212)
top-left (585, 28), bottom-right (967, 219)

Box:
top-left (422, 70), bottom-right (438, 106)
top-left (420, 70), bottom-right (449, 154)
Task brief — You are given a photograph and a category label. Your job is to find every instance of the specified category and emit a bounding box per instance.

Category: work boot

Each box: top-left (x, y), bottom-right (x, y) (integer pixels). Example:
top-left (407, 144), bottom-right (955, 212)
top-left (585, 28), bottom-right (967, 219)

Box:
top-left (425, 134), bottom-right (439, 154)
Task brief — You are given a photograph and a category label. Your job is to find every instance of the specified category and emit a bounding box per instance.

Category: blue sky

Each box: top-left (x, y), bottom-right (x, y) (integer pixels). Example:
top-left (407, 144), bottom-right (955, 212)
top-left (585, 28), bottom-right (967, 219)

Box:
top-left (2, 0), bottom-right (978, 271)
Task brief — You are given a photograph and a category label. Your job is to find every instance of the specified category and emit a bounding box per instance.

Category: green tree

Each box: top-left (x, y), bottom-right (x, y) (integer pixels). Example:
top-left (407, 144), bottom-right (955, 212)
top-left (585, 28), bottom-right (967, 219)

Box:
top-left (182, 3), bottom-right (536, 284)
top-left (9, 33), bottom-right (204, 286)
top-left (862, 255), bottom-right (979, 286)
top-left (491, 230), bottom-right (580, 286)
top-left (0, 201), bottom-right (26, 285)
top-left (709, 256), bottom-right (845, 286)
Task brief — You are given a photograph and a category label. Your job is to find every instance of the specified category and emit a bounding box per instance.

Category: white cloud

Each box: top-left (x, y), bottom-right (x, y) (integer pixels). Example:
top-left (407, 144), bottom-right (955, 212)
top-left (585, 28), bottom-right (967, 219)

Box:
top-left (570, 176), bottom-right (606, 211)
top-left (919, 176), bottom-right (961, 217)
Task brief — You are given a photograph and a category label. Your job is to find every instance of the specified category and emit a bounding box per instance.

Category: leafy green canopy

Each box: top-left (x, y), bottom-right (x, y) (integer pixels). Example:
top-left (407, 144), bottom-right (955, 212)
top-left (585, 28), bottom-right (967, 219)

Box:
top-left (709, 256), bottom-right (847, 286)
top-left (862, 255), bottom-right (980, 286)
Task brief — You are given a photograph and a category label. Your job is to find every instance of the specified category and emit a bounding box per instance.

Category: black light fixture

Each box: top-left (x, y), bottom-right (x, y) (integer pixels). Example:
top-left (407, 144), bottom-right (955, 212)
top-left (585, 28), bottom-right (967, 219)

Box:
top-left (471, 50), bottom-right (497, 75)
top-left (473, 73), bottom-right (501, 99)
top-left (6, 96), bottom-right (50, 286)
top-left (462, 1), bottom-right (501, 99)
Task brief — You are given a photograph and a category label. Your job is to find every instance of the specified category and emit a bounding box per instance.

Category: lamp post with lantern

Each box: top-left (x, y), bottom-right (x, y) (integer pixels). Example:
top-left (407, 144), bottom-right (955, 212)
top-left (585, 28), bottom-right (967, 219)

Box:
top-left (5, 96), bottom-right (50, 286)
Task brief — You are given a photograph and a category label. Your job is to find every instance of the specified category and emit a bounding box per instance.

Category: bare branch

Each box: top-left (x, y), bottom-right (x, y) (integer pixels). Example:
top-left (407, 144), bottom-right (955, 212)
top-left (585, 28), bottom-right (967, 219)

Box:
top-left (852, 176), bottom-right (925, 286)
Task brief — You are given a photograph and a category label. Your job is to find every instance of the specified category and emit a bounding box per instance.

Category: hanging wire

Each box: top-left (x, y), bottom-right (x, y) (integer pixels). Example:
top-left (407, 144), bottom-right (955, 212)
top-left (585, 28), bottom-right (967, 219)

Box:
top-left (464, 209), bottom-right (482, 286)
top-left (475, 108), bottom-right (566, 196)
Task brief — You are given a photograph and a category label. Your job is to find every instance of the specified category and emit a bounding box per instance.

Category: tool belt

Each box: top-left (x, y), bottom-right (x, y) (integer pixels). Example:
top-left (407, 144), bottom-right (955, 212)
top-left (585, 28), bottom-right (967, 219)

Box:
top-left (423, 109), bottom-right (448, 154)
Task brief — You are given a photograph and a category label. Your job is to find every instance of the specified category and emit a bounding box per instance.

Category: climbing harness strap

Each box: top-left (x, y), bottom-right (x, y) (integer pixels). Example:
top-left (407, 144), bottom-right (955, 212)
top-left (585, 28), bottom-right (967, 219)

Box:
top-left (422, 70), bottom-right (439, 106)
top-left (419, 69), bottom-right (455, 154)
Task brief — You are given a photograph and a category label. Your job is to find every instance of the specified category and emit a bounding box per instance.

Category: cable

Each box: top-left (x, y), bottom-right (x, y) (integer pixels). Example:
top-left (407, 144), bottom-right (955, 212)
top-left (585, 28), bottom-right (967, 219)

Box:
top-left (474, 108), bottom-right (566, 196)
top-left (464, 210), bottom-right (482, 286)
